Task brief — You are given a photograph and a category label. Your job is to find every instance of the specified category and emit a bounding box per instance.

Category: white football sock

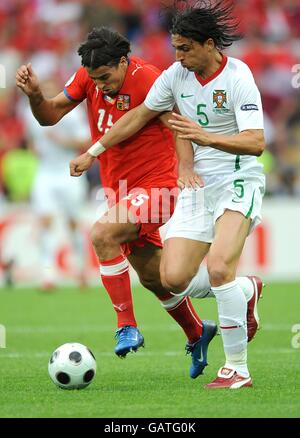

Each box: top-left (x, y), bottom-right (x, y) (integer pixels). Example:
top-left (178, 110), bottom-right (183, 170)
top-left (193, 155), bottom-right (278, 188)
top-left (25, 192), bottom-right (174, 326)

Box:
top-left (159, 294), bottom-right (183, 310)
top-left (176, 266), bottom-right (254, 302)
top-left (224, 350), bottom-right (249, 378)
top-left (173, 266), bottom-right (214, 298)
top-left (212, 280), bottom-right (249, 378)
top-left (236, 276), bottom-right (254, 302)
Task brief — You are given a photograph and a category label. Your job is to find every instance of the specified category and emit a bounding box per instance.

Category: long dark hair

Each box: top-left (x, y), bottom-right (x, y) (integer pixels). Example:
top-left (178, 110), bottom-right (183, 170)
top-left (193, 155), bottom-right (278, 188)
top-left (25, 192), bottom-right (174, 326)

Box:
top-left (78, 27), bottom-right (131, 69)
top-left (170, 0), bottom-right (242, 49)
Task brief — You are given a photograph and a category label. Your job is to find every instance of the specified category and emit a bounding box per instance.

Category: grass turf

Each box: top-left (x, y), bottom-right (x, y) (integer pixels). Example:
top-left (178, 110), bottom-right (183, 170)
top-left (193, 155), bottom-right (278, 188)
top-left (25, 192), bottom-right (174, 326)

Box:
top-left (0, 283), bottom-right (299, 418)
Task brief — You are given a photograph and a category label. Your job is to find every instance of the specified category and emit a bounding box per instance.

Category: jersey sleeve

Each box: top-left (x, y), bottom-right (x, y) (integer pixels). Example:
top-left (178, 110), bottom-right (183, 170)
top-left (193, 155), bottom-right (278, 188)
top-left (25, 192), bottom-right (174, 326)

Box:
top-left (63, 67), bottom-right (88, 103)
top-left (233, 77), bottom-right (264, 132)
top-left (131, 65), bottom-right (162, 101)
top-left (144, 65), bottom-right (176, 112)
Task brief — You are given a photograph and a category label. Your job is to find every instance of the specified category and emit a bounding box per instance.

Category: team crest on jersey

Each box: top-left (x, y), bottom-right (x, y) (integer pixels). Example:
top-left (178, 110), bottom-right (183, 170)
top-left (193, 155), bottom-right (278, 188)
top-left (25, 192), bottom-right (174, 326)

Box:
top-left (213, 90), bottom-right (229, 113)
top-left (117, 94), bottom-right (131, 111)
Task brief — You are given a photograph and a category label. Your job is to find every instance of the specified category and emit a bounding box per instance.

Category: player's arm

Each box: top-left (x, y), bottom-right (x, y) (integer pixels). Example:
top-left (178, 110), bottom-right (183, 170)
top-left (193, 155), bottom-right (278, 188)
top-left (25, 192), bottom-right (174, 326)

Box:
top-left (169, 113), bottom-right (265, 156)
top-left (206, 128), bottom-right (265, 156)
top-left (158, 111), bottom-right (175, 130)
top-left (97, 103), bottom-right (159, 149)
top-left (16, 63), bottom-right (77, 126)
top-left (175, 135), bottom-right (204, 189)
top-left (70, 103), bottom-right (160, 177)
top-left (159, 110), bottom-right (203, 189)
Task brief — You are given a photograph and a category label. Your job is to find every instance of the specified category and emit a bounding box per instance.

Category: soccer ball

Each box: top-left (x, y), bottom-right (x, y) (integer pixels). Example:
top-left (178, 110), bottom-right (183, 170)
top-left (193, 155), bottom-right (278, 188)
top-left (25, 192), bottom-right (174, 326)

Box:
top-left (48, 343), bottom-right (97, 390)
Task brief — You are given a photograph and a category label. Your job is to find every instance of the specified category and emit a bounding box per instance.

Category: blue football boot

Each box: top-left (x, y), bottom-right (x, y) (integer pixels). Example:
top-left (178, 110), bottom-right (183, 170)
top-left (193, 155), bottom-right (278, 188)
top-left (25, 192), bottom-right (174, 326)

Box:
top-left (185, 320), bottom-right (218, 379)
top-left (114, 326), bottom-right (145, 358)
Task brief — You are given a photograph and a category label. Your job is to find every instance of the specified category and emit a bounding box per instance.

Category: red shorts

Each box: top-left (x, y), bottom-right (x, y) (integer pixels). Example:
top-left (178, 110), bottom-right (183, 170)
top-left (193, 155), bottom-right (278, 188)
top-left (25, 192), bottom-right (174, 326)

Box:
top-left (118, 186), bottom-right (178, 256)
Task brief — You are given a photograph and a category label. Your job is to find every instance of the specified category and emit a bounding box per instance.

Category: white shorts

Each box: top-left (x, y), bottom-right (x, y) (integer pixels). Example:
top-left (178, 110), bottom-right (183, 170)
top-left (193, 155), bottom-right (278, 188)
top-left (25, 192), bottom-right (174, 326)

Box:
top-left (165, 171), bottom-right (265, 243)
top-left (31, 170), bottom-right (88, 219)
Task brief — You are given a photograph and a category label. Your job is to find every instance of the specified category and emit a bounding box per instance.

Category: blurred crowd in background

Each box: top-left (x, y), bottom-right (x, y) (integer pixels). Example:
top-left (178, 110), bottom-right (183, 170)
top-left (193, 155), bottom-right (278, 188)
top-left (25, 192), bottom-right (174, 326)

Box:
top-left (1, 0), bottom-right (300, 203)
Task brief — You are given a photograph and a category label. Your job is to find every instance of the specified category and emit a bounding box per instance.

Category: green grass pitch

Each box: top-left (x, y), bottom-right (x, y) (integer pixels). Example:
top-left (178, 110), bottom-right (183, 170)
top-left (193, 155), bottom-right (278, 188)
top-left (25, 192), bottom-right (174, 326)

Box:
top-left (1, 283), bottom-right (299, 418)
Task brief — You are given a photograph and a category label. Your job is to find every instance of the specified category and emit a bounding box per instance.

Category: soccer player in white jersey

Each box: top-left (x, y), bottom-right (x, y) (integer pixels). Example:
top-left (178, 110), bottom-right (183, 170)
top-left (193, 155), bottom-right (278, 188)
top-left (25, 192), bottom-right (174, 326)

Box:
top-left (69, 1), bottom-right (265, 388)
top-left (24, 78), bottom-right (89, 289)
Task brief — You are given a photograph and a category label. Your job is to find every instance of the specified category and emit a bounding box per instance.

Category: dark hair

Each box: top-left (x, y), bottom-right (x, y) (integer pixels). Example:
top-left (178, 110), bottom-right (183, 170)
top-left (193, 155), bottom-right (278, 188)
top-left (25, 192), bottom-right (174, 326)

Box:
top-left (78, 27), bottom-right (131, 69)
top-left (170, 0), bottom-right (242, 50)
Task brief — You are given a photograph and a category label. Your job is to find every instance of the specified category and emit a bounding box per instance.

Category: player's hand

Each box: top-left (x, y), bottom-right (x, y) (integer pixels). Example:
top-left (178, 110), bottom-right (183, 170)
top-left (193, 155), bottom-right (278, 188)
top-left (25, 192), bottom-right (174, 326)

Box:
top-left (177, 168), bottom-right (204, 190)
top-left (70, 152), bottom-right (95, 177)
top-left (16, 63), bottom-right (40, 96)
top-left (168, 113), bottom-right (212, 146)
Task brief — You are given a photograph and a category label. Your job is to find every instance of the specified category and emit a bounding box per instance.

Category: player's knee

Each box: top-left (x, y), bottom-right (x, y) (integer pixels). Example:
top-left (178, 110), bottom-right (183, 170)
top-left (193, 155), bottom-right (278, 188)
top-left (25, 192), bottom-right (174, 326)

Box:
top-left (159, 268), bottom-right (169, 291)
top-left (161, 269), bottom-right (191, 294)
top-left (207, 257), bottom-right (233, 287)
top-left (90, 222), bottom-right (114, 249)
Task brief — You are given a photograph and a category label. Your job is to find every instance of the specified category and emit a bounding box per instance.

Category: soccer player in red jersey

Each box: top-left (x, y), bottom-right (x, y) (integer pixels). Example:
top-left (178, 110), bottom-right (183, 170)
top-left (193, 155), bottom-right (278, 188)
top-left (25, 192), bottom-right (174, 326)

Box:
top-left (16, 28), bottom-right (217, 378)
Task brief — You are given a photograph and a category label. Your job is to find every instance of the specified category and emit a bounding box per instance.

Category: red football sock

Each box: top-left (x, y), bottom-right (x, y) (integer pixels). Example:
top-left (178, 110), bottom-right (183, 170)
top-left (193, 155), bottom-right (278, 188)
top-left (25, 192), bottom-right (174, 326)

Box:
top-left (100, 254), bottom-right (137, 328)
top-left (158, 292), bottom-right (203, 343)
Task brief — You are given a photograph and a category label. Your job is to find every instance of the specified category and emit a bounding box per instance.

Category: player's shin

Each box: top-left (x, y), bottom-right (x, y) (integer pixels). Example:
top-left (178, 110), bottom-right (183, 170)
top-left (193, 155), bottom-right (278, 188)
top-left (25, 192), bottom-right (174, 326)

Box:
top-left (100, 254), bottom-right (137, 328)
top-left (212, 280), bottom-right (249, 377)
top-left (158, 292), bottom-right (202, 343)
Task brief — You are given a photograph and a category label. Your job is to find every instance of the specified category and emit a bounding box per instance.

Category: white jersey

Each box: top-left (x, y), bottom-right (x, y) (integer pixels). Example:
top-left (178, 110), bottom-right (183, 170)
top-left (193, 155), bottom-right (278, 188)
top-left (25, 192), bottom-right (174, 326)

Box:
top-left (24, 105), bottom-right (89, 175)
top-left (145, 56), bottom-right (264, 177)
top-left (23, 105), bottom-right (90, 218)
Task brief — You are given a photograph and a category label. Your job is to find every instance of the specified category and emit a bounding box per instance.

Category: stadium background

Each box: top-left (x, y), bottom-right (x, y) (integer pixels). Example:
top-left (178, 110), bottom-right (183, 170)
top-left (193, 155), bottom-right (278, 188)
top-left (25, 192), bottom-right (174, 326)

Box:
top-left (0, 0), bottom-right (300, 419)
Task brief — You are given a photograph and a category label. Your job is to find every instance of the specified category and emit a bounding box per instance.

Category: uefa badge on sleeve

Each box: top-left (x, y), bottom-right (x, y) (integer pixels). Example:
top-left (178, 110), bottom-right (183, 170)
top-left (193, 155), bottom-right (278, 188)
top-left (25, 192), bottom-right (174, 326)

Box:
top-left (117, 94), bottom-right (131, 111)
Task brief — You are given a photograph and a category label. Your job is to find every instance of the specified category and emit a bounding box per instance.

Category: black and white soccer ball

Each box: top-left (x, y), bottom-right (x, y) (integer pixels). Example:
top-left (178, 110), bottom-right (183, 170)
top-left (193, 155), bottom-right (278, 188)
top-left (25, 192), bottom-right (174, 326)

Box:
top-left (48, 343), bottom-right (96, 390)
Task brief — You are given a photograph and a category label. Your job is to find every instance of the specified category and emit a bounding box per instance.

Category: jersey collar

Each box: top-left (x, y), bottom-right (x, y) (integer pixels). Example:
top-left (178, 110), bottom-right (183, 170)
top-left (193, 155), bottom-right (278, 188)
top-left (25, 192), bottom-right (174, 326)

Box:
top-left (118, 58), bottom-right (137, 94)
top-left (195, 54), bottom-right (228, 86)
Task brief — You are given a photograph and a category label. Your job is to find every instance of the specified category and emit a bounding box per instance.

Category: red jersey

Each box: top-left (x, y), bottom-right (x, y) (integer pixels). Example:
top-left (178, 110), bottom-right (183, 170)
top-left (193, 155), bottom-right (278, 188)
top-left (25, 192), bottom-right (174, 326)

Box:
top-left (64, 57), bottom-right (177, 201)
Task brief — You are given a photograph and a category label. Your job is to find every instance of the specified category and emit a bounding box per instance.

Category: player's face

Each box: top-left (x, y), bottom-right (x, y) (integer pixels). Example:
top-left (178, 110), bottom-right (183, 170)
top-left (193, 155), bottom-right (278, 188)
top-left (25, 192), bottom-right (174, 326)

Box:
top-left (171, 34), bottom-right (213, 74)
top-left (86, 58), bottom-right (128, 96)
